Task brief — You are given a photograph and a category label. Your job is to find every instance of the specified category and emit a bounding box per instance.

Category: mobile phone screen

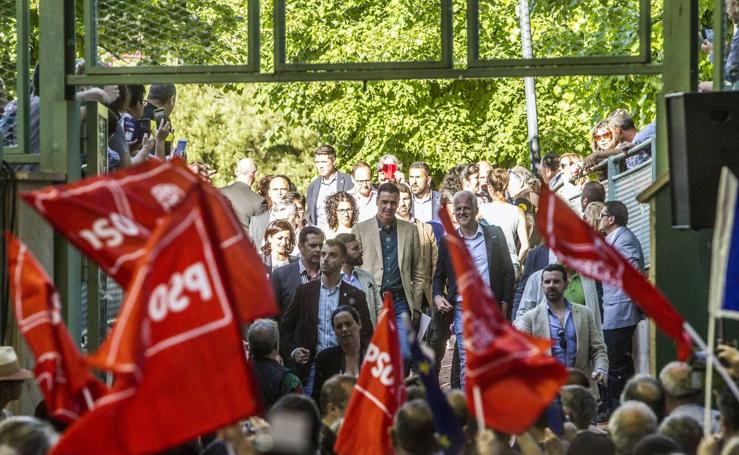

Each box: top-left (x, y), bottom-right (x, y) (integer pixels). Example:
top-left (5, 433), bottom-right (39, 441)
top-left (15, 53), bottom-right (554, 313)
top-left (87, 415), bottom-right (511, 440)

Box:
top-left (173, 139), bottom-right (187, 157)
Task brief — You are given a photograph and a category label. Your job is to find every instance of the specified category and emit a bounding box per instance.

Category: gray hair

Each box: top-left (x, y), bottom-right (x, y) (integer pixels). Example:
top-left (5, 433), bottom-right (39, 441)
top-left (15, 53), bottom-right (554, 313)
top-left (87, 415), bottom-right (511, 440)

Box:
top-left (659, 361), bottom-right (698, 398)
top-left (659, 414), bottom-right (703, 455)
top-left (452, 190), bottom-right (478, 211)
top-left (561, 385), bottom-right (596, 430)
top-left (271, 201), bottom-right (297, 221)
top-left (0, 416), bottom-right (57, 455)
top-left (609, 400), bottom-right (658, 455)
top-left (247, 319), bottom-right (279, 357)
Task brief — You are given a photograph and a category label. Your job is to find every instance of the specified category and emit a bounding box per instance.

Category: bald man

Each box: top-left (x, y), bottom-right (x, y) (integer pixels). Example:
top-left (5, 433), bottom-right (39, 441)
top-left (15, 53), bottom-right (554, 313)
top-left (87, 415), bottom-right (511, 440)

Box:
top-left (219, 158), bottom-right (267, 234)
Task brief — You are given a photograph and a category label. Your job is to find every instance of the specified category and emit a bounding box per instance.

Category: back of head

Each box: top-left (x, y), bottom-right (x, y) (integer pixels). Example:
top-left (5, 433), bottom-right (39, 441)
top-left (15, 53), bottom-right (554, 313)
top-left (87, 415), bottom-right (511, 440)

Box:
top-left (604, 200), bottom-right (629, 227)
top-left (568, 431), bottom-right (616, 455)
top-left (607, 108), bottom-right (636, 132)
top-left (561, 385), bottom-right (596, 430)
top-left (319, 374), bottom-right (356, 418)
top-left (487, 168), bottom-right (509, 196)
top-left (268, 394), bottom-right (322, 454)
top-left (147, 84), bottom-right (176, 104)
top-left (609, 400), bottom-right (658, 455)
top-left (621, 374), bottom-right (666, 421)
top-left (659, 414), bottom-right (703, 455)
top-left (719, 382), bottom-right (739, 436)
top-left (236, 158), bottom-right (257, 178)
top-left (247, 319), bottom-right (279, 358)
top-left (566, 368), bottom-right (591, 388)
top-left (446, 389), bottom-right (472, 429)
top-left (0, 416), bottom-right (57, 455)
top-left (633, 434), bottom-right (681, 455)
top-left (392, 399), bottom-right (439, 455)
top-left (541, 153), bottom-right (560, 171)
top-left (582, 181), bottom-right (606, 204)
top-left (659, 361), bottom-right (698, 399)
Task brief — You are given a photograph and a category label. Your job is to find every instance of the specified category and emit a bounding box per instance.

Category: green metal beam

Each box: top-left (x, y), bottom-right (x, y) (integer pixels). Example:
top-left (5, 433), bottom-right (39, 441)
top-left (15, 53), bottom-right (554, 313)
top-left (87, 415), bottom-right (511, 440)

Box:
top-left (713, 0), bottom-right (726, 90)
top-left (15, 0), bottom-right (30, 155)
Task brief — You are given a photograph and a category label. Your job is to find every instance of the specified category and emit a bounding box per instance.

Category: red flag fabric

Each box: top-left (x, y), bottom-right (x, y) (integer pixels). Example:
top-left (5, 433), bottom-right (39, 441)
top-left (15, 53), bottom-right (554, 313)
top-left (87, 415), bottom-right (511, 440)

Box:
top-left (5, 233), bottom-right (108, 423)
top-left (52, 189), bottom-right (262, 455)
top-left (334, 292), bottom-right (406, 455)
top-left (21, 159), bottom-right (277, 323)
top-left (537, 185), bottom-right (692, 360)
top-left (438, 209), bottom-right (568, 435)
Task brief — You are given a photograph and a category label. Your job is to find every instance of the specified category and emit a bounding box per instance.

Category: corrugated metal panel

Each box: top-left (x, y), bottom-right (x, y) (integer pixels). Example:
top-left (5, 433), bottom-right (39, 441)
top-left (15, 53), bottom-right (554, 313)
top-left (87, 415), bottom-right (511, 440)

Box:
top-left (611, 160), bottom-right (653, 268)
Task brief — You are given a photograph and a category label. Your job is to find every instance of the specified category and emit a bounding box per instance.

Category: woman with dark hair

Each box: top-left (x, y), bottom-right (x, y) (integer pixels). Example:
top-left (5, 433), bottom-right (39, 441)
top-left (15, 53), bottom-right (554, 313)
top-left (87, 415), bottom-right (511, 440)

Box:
top-left (324, 191), bottom-right (358, 239)
top-left (311, 305), bottom-right (366, 401)
top-left (260, 219), bottom-right (296, 274)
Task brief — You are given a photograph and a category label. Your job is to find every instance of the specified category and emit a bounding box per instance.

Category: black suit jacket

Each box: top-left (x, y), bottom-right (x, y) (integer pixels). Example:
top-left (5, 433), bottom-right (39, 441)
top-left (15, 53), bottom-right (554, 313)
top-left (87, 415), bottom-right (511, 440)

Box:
top-left (305, 171), bottom-right (354, 225)
top-left (513, 244), bottom-right (551, 314)
top-left (219, 181), bottom-right (267, 233)
top-left (433, 224), bottom-right (515, 308)
top-left (279, 280), bottom-right (373, 381)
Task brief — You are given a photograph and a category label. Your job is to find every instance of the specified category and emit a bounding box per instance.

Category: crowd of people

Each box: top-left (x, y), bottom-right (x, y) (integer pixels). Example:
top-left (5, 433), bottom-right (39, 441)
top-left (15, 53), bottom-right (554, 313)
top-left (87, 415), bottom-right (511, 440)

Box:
top-left (1, 81), bottom-right (738, 455)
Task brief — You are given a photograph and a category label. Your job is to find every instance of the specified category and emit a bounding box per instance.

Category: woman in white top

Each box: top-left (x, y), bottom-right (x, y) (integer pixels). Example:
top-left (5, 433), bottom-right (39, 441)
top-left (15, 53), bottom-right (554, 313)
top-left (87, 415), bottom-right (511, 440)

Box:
top-left (478, 168), bottom-right (530, 279)
top-left (324, 191), bottom-right (358, 239)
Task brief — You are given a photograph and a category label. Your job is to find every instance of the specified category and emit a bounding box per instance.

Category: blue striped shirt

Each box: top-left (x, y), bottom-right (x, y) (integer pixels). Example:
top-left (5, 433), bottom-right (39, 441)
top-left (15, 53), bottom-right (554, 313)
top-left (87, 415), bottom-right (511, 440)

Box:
top-left (317, 278), bottom-right (341, 352)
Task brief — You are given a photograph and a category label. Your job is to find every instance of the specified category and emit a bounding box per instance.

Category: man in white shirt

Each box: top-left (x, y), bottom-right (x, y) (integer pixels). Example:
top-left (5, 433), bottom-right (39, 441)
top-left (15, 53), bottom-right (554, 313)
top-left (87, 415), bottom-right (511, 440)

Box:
top-left (408, 161), bottom-right (441, 223)
top-left (348, 162), bottom-right (377, 222)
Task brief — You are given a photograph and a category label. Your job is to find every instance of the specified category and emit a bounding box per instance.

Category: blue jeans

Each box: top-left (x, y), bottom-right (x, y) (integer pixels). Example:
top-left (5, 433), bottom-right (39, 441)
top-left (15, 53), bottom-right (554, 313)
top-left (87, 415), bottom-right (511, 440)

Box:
top-left (453, 303), bottom-right (466, 388)
top-left (393, 295), bottom-right (411, 365)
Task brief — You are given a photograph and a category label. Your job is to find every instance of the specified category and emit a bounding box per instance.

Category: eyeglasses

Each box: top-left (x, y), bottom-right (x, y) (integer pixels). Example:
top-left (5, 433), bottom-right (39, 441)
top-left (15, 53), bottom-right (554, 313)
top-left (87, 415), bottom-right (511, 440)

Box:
top-left (558, 329), bottom-right (567, 350)
top-left (594, 131), bottom-right (612, 141)
top-left (337, 208), bottom-right (353, 213)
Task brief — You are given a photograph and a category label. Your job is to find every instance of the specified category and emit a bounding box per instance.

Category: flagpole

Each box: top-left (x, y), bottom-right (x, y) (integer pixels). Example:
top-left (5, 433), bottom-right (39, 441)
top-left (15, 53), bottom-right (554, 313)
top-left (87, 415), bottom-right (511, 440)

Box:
top-left (704, 315), bottom-right (717, 436)
top-left (473, 385), bottom-right (485, 432)
top-left (683, 322), bottom-right (739, 402)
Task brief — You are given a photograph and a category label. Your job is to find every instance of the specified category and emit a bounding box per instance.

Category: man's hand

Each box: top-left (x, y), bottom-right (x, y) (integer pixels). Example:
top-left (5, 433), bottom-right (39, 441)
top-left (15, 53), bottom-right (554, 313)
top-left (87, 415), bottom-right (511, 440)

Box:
top-left (592, 370), bottom-right (607, 385)
top-left (291, 347), bottom-right (310, 365)
top-left (583, 153), bottom-right (600, 170)
top-left (412, 310), bottom-right (422, 324)
top-left (434, 296), bottom-right (453, 313)
top-left (717, 344), bottom-right (739, 379)
top-left (155, 120), bottom-right (171, 142)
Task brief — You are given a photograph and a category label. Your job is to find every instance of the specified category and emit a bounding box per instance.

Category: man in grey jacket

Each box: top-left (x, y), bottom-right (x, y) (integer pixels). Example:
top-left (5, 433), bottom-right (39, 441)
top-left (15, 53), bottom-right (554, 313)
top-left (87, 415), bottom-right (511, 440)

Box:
top-left (335, 233), bottom-right (382, 326)
top-left (219, 158), bottom-right (266, 234)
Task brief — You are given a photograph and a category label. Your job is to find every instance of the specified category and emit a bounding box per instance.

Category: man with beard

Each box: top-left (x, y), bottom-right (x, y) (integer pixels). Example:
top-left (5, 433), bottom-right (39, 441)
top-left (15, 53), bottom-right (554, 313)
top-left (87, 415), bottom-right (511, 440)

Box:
top-left (408, 161), bottom-right (441, 223)
top-left (279, 240), bottom-right (373, 395)
top-left (514, 264), bottom-right (608, 383)
top-left (335, 233), bottom-right (382, 326)
top-left (270, 226), bottom-right (324, 315)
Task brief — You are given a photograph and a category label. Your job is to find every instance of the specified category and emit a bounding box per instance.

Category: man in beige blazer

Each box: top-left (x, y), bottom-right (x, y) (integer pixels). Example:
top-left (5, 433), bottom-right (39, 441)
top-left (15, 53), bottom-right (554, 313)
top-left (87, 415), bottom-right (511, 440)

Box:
top-left (514, 264), bottom-right (608, 382)
top-left (351, 182), bottom-right (424, 363)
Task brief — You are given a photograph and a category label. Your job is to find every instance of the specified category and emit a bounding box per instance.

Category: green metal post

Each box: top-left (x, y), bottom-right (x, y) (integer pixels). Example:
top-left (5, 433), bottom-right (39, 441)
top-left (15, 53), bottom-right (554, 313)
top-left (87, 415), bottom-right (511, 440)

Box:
top-left (713, 0), bottom-right (726, 90)
top-left (40, 0), bottom-right (83, 341)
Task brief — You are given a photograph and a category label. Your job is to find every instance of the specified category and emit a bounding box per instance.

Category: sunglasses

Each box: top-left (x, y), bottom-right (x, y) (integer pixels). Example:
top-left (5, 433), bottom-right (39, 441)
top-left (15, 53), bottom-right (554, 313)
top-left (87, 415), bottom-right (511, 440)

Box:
top-left (558, 329), bottom-right (567, 350)
top-left (594, 132), bottom-right (612, 141)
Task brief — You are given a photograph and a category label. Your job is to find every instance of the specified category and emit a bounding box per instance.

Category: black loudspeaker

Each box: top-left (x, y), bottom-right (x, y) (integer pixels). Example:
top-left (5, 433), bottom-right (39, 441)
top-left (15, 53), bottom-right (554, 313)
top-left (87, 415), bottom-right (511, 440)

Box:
top-left (666, 91), bottom-right (739, 229)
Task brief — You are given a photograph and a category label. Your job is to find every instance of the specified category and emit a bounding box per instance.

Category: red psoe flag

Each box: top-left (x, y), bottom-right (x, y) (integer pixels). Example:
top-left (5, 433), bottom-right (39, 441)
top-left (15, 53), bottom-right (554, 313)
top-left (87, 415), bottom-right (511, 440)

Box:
top-left (5, 233), bottom-right (108, 423)
top-left (21, 159), bottom-right (277, 323)
top-left (537, 185), bottom-right (692, 360)
top-left (52, 190), bottom-right (262, 455)
top-left (334, 292), bottom-right (406, 455)
top-left (438, 209), bottom-right (568, 435)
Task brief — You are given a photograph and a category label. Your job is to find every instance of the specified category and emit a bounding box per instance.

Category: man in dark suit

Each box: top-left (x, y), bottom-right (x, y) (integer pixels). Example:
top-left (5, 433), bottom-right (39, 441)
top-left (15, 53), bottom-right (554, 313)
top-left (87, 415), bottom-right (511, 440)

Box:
top-left (408, 161), bottom-right (441, 223)
top-left (270, 226), bottom-right (324, 315)
top-left (432, 191), bottom-right (514, 387)
top-left (306, 145), bottom-right (353, 230)
top-left (279, 240), bottom-right (373, 394)
top-left (598, 200), bottom-right (644, 415)
top-left (219, 158), bottom-right (266, 234)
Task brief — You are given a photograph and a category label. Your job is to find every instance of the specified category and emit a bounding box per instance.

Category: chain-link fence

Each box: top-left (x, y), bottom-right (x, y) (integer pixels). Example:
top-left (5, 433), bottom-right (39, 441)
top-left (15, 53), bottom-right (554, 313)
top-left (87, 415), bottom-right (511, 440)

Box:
top-left (0, 0), bottom-right (18, 102)
top-left (92, 0), bottom-right (252, 67)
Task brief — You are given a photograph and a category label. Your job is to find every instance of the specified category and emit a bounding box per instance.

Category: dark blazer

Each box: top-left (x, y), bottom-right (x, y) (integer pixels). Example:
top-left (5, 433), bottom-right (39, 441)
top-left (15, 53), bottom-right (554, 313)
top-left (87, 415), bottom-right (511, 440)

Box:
top-left (219, 181), bottom-right (267, 234)
top-left (433, 224), bottom-right (515, 308)
top-left (306, 171), bottom-right (354, 225)
top-left (311, 343), bottom-right (366, 401)
top-left (249, 211), bottom-right (270, 249)
top-left (271, 261), bottom-right (304, 316)
top-left (279, 280), bottom-right (373, 381)
top-left (513, 244), bottom-right (551, 315)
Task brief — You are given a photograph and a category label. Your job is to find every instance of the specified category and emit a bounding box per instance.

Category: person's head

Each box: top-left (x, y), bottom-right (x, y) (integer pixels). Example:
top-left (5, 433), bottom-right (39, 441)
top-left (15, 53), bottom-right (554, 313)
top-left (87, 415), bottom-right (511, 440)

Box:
top-left (147, 84), bottom-right (177, 115)
top-left (396, 183), bottom-right (414, 220)
top-left (607, 109), bottom-right (638, 142)
top-left (390, 399), bottom-right (439, 455)
top-left (609, 400), bottom-right (658, 455)
top-left (459, 164), bottom-right (480, 194)
top-left (268, 394), bottom-right (321, 454)
top-left (566, 368), bottom-right (591, 388)
top-left (729, 0), bottom-right (739, 24)
top-left (581, 181), bottom-right (606, 212)
top-left (326, 191), bottom-right (358, 231)
top-left (584, 201), bottom-right (606, 231)
top-left (659, 361), bottom-right (700, 403)
top-left (453, 191), bottom-right (478, 231)
top-left (599, 200), bottom-right (629, 234)
top-left (331, 305), bottom-right (361, 350)
top-left (298, 226), bottom-right (325, 268)
top-left (541, 264), bottom-right (567, 304)
top-left (408, 162), bottom-right (432, 198)
top-left (235, 158), bottom-right (258, 185)
top-left (257, 175), bottom-right (272, 200)
top-left (270, 201), bottom-right (298, 228)
top-left (314, 145), bottom-right (337, 178)
top-left (268, 175), bottom-right (291, 206)
top-left (334, 233), bottom-right (362, 268)
top-left (508, 165), bottom-right (537, 198)
top-left (351, 162), bottom-right (373, 197)
top-left (320, 374), bottom-right (356, 423)
top-left (320, 239), bottom-right (347, 277)
top-left (246, 319), bottom-right (279, 358)
top-left (487, 168), bottom-right (510, 199)
top-left (105, 84), bottom-right (128, 115)
top-left (126, 84), bottom-right (146, 119)
top-left (261, 219), bottom-right (295, 258)
top-left (0, 347), bottom-right (33, 404)
top-left (568, 431), bottom-right (616, 455)
top-left (560, 153), bottom-right (583, 179)
top-left (0, 416), bottom-right (57, 455)
top-left (286, 191), bottom-right (306, 228)
top-left (621, 374), bottom-right (666, 422)
top-left (540, 153), bottom-right (561, 184)
top-left (478, 161), bottom-right (492, 189)
top-left (560, 385), bottom-right (596, 430)
top-left (658, 414), bottom-right (703, 455)
top-left (718, 382), bottom-right (739, 436)
top-left (376, 182), bottom-right (400, 225)
top-left (377, 154), bottom-right (402, 184)
top-left (632, 434), bottom-right (681, 455)
top-left (591, 120), bottom-right (617, 153)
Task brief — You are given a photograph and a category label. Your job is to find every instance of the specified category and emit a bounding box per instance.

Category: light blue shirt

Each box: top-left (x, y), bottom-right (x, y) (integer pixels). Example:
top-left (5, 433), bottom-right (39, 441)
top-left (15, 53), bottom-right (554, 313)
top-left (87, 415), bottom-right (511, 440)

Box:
top-left (340, 269), bottom-right (362, 291)
top-left (317, 278), bottom-right (341, 352)
top-left (547, 301), bottom-right (577, 368)
top-left (457, 224), bottom-right (489, 302)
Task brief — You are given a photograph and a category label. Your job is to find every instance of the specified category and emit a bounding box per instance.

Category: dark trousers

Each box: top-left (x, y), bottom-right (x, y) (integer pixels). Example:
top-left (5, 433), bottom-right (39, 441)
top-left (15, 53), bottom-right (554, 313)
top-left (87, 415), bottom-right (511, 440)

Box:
top-left (601, 324), bottom-right (636, 414)
top-left (427, 305), bottom-right (452, 377)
